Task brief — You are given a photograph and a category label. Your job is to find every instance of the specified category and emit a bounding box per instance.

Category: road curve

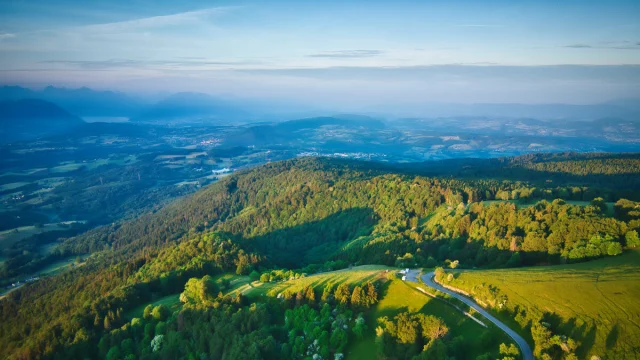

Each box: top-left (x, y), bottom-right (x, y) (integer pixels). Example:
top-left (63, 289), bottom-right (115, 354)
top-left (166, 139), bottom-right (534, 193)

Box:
top-left (407, 270), bottom-right (534, 360)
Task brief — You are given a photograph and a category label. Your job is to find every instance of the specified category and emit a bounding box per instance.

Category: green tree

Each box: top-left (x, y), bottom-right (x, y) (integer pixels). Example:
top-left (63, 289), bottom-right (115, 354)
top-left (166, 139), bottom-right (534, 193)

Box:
top-left (415, 313), bottom-right (448, 341)
top-left (98, 337), bottom-right (110, 358)
top-left (395, 312), bottom-right (418, 344)
top-left (321, 283), bottom-right (334, 303)
top-left (330, 328), bottom-right (348, 352)
top-left (365, 282), bottom-right (378, 307)
top-left (353, 314), bottom-right (367, 339)
top-left (143, 304), bottom-right (154, 320)
top-left (506, 252), bottom-right (522, 267)
top-left (304, 286), bottom-right (316, 305)
top-left (103, 316), bottom-right (111, 330)
top-left (155, 321), bottom-right (166, 336)
top-left (106, 346), bottom-right (121, 360)
top-left (626, 230), bottom-right (640, 248)
top-left (499, 343), bottom-right (520, 356)
top-left (121, 338), bottom-right (135, 356)
top-left (152, 304), bottom-right (169, 321)
top-left (351, 286), bottom-right (365, 309)
top-left (180, 276), bottom-right (218, 307)
top-left (591, 197), bottom-right (608, 213)
top-left (417, 339), bottom-right (447, 360)
top-left (425, 256), bottom-right (437, 268)
top-left (608, 242), bottom-right (623, 256)
top-left (144, 322), bottom-right (155, 339)
top-left (334, 283), bottom-right (351, 305)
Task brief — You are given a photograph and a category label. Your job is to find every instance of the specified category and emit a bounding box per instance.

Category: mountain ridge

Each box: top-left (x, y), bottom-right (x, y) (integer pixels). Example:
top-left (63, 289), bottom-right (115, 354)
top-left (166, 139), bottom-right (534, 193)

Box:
top-left (0, 99), bottom-right (84, 142)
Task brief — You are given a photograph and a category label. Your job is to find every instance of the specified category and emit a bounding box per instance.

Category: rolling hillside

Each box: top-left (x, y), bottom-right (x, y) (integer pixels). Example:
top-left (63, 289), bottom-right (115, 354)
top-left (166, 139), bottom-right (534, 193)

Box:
top-left (442, 250), bottom-right (640, 359)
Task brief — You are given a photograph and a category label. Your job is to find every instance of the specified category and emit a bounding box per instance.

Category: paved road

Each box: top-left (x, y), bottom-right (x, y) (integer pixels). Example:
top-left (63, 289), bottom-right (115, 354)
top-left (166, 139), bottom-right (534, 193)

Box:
top-left (406, 270), bottom-right (534, 360)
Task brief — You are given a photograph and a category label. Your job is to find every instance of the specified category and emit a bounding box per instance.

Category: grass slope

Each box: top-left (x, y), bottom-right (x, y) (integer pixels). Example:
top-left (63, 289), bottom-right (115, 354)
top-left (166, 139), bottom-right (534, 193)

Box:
top-left (447, 250), bottom-right (640, 359)
top-left (124, 274), bottom-right (246, 320)
top-left (120, 265), bottom-right (512, 359)
top-left (234, 266), bottom-right (511, 359)
top-left (236, 265), bottom-right (392, 299)
top-left (124, 294), bottom-right (182, 320)
top-left (348, 278), bottom-right (511, 360)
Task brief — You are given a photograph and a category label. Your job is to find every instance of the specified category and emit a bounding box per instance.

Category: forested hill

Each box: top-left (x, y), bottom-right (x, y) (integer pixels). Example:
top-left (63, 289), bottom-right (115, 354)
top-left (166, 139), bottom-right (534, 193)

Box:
top-left (0, 99), bottom-right (84, 142)
top-left (406, 152), bottom-right (640, 197)
top-left (1, 156), bottom-right (640, 359)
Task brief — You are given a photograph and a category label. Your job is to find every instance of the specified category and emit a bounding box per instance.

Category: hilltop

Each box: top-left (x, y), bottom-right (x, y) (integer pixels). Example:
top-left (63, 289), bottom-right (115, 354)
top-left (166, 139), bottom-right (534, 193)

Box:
top-left (0, 99), bottom-right (84, 142)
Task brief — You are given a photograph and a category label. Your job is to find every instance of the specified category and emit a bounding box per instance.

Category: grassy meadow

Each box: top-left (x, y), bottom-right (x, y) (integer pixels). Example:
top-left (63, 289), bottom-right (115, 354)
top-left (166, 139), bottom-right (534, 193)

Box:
top-left (224, 265), bottom-right (393, 299)
top-left (446, 250), bottom-right (640, 359)
top-left (347, 278), bottom-right (512, 360)
top-left (124, 294), bottom-right (182, 320)
top-left (231, 265), bottom-right (512, 360)
top-left (0, 223), bottom-right (66, 249)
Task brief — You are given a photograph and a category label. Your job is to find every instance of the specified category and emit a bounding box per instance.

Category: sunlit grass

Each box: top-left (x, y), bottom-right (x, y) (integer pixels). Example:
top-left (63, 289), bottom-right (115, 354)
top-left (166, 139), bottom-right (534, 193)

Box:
top-left (448, 250), bottom-right (640, 359)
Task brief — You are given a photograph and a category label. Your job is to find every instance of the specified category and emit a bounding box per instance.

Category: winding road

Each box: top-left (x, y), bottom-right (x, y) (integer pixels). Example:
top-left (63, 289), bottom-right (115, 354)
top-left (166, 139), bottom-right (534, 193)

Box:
top-left (405, 270), bottom-right (534, 360)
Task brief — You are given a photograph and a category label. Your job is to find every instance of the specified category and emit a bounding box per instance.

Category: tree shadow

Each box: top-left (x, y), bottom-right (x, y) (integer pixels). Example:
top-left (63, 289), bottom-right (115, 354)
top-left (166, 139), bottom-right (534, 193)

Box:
top-left (576, 323), bottom-right (597, 359)
top-left (606, 323), bottom-right (620, 349)
top-left (400, 154), bottom-right (640, 200)
top-left (244, 207), bottom-right (378, 268)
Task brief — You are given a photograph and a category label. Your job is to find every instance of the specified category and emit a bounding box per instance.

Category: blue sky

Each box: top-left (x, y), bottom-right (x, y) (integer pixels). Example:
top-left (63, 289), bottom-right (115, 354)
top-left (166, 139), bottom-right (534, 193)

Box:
top-left (0, 0), bottom-right (639, 105)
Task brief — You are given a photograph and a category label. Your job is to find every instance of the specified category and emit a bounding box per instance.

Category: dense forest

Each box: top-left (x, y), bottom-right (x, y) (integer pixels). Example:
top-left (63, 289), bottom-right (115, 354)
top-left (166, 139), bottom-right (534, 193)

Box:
top-left (411, 152), bottom-right (640, 199)
top-left (1, 155), bottom-right (639, 359)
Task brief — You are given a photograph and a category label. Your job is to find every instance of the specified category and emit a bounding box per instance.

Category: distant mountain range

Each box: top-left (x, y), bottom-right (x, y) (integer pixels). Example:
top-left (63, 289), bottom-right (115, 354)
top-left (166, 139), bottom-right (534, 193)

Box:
top-left (130, 92), bottom-right (250, 123)
top-left (378, 101), bottom-right (640, 120)
top-left (1, 84), bottom-right (639, 126)
top-left (0, 86), bottom-right (145, 117)
top-left (225, 115), bottom-right (386, 146)
top-left (0, 99), bottom-right (84, 142)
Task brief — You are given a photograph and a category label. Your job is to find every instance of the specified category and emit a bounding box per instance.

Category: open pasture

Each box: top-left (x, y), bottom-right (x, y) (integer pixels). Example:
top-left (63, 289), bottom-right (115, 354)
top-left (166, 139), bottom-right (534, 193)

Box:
top-left (448, 250), bottom-right (640, 359)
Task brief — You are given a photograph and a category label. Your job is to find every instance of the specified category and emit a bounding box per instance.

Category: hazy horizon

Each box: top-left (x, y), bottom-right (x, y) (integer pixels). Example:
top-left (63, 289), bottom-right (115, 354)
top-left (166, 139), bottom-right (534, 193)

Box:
top-left (1, 0), bottom-right (639, 107)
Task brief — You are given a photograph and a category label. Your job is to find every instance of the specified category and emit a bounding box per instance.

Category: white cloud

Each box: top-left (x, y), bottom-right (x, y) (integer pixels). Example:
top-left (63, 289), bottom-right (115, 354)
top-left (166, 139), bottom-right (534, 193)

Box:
top-left (81, 6), bottom-right (238, 33)
top-left (454, 24), bottom-right (504, 28)
top-left (0, 33), bottom-right (16, 40)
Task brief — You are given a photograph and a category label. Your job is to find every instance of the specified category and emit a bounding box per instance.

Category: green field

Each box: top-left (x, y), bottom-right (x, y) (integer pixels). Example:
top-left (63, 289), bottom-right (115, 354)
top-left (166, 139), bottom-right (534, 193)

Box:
top-left (124, 294), bottom-right (182, 320)
top-left (232, 265), bottom-right (392, 299)
top-left (37, 255), bottom-right (87, 277)
top-left (175, 181), bottom-right (199, 187)
top-left (0, 168), bottom-right (47, 178)
top-left (0, 221), bottom-right (87, 250)
top-left (50, 163), bottom-right (85, 173)
top-left (126, 273), bottom-right (251, 320)
top-left (446, 250), bottom-right (640, 359)
top-left (264, 265), bottom-right (391, 296)
top-left (348, 278), bottom-right (511, 360)
top-left (0, 224), bottom-right (63, 249)
top-left (0, 255), bottom-right (86, 299)
top-left (0, 182), bottom-right (30, 191)
top-left (46, 157), bottom-right (139, 174)
top-left (248, 265), bottom-right (511, 360)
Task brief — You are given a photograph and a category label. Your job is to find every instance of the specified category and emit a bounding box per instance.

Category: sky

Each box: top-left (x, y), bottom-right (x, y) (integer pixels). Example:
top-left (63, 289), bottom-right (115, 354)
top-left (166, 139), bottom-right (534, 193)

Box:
top-left (0, 0), bottom-right (639, 106)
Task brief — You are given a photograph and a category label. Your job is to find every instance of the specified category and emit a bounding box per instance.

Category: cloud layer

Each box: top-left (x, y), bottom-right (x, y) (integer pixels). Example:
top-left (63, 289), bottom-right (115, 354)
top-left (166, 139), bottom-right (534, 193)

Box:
top-left (307, 50), bottom-right (385, 58)
top-left (0, 1), bottom-right (639, 104)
